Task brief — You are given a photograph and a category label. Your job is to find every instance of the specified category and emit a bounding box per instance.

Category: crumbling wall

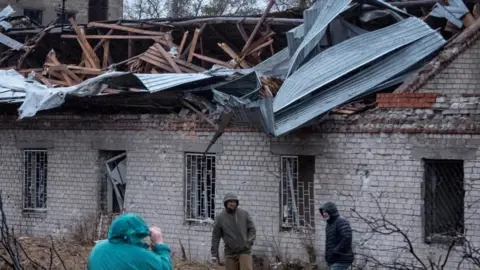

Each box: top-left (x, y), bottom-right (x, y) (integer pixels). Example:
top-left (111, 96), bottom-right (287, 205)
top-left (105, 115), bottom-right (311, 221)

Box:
top-left (419, 34), bottom-right (480, 96)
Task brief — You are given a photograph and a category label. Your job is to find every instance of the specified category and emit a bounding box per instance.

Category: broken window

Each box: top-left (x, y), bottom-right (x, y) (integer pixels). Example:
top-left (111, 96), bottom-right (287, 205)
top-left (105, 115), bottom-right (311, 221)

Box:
top-left (185, 153), bottom-right (216, 222)
top-left (24, 9), bottom-right (43, 25)
top-left (23, 150), bottom-right (48, 211)
top-left (99, 151), bottom-right (127, 214)
top-left (281, 156), bottom-right (315, 230)
top-left (88, 0), bottom-right (108, 22)
top-left (424, 159), bottom-right (465, 244)
top-left (57, 11), bottom-right (76, 24)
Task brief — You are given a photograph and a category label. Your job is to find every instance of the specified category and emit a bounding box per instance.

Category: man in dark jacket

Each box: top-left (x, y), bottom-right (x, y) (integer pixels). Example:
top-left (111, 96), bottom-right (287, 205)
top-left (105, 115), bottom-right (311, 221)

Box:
top-left (211, 193), bottom-right (256, 270)
top-left (319, 202), bottom-right (354, 270)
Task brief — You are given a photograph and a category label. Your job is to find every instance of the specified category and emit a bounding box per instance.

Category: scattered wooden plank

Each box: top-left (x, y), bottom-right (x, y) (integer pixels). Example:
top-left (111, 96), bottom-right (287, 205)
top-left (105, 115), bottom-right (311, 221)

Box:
top-left (62, 34), bottom-right (164, 40)
top-left (181, 24), bottom-right (207, 60)
top-left (218, 43), bottom-right (250, 69)
top-left (187, 28), bottom-right (201, 63)
top-left (128, 33), bottom-right (134, 59)
top-left (154, 43), bottom-right (182, 73)
top-left (245, 38), bottom-right (274, 56)
top-left (33, 73), bottom-right (53, 87)
top-left (139, 54), bottom-right (176, 73)
top-left (69, 18), bottom-right (100, 69)
top-left (463, 12), bottom-right (476, 28)
top-left (44, 63), bottom-right (103, 75)
top-left (47, 52), bottom-right (83, 83)
top-left (242, 0), bottom-right (275, 53)
top-left (16, 24), bottom-right (56, 69)
top-left (19, 68), bottom-right (43, 73)
top-left (242, 31), bottom-right (275, 56)
top-left (192, 53), bottom-right (234, 69)
top-left (103, 39), bottom-right (110, 69)
top-left (46, 51), bottom-right (77, 85)
top-left (146, 51), bottom-right (198, 73)
top-left (181, 99), bottom-right (218, 130)
top-left (87, 22), bottom-right (167, 36)
top-left (71, 69), bottom-right (104, 75)
top-left (45, 78), bottom-right (70, 87)
top-left (149, 45), bottom-right (206, 72)
top-left (473, 3), bottom-right (480, 19)
top-left (236, 21), bottom-right (249, 42)
top-left (178, 31), bottom-right (189, 57)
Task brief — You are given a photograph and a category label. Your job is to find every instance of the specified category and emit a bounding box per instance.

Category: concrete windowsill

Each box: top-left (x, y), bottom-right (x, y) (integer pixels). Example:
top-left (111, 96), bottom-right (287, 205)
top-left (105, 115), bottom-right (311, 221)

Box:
top-left (22, 209), bottom-right (47, 218)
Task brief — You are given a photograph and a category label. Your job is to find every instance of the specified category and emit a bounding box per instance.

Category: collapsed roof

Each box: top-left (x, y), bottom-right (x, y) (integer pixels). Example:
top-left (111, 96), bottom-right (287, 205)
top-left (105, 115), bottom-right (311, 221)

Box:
top-left (0, 0), bottom-right (476, 139)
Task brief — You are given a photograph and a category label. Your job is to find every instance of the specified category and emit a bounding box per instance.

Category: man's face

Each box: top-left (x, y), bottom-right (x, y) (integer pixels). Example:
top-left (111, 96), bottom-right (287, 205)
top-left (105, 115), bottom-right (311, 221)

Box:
top-left (320, 210), bottom-right (330, 221)
top-left (227, 200), bottom-right (237, 211)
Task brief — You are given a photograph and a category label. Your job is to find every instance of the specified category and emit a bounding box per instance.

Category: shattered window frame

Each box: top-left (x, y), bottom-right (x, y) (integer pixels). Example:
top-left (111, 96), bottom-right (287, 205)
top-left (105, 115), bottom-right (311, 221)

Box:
top-left (423, 159), bottom-right (465, 245)
top-left (23, 8), bottom-right (43, 25)
top-left (184, 153), bottom-right (216, 223)
top-left (23, 149), bottom-right (48, 211)
top-left (280, 155), bottom-right (315, 231)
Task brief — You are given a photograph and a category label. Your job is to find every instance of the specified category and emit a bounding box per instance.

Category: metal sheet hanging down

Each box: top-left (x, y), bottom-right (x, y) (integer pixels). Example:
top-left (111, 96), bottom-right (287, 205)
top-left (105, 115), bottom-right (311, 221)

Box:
top-left (273, 17), bottom-right (435, 113)
top-left (274, 31), bottom-right (446, 136)
top-left (254, 48), bottom-right (290, 79)
top-left (286, 0), bottom-right (351, 77)
top-left (430, 0), bottom-right (469, 28)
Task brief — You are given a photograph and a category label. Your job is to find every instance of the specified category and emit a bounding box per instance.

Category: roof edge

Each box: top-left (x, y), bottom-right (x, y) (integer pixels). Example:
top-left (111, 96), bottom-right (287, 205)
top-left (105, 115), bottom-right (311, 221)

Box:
top-left (395, 18), bottom-right (480, 93)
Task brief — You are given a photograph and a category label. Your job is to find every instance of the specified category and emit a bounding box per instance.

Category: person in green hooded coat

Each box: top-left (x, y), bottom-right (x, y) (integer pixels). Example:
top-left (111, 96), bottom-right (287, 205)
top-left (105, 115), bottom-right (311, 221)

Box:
top-left (87, 214), bottom-right (173, 270)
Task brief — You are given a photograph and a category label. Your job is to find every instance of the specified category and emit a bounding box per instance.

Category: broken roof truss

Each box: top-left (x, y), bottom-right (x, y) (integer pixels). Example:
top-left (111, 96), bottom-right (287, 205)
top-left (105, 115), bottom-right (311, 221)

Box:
top-left (0, 0), bottom-right (474, 138)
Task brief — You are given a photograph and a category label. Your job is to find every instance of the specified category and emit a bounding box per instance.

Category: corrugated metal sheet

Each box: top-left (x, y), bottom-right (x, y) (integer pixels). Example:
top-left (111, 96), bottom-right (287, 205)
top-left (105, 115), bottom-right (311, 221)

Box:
top-left (431, 0), bottom-right (468, 28)
top-left (257, 18), bottom-right (366, 80)
top-left (365, 0), bottom-right (411, 18)
top-left (274, 31), bottom-right (446, 136)
top-left (253, 48), bottom-right (290, 79)
top-left (0, 33), bottom-right (23, 50)
top-left (134, 73), bottom-right (212, 93)
top-left (273, 17), bottom-right (435, 113)
top-left (212, 82), bottom-right (275, 135)
top-left (212, 71), bottom-right (260, 98)
top-left (15, 71), bottom-right (215, 118)
top-left (0, 6), bottom-right (14, 31)
top-left (286, 0), bottom-right (351, 76)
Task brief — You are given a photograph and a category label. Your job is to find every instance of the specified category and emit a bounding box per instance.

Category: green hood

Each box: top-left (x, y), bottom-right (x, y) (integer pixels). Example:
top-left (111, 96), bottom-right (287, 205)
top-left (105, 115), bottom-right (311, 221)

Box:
top-left (108, 214), bottom-right (150, 248)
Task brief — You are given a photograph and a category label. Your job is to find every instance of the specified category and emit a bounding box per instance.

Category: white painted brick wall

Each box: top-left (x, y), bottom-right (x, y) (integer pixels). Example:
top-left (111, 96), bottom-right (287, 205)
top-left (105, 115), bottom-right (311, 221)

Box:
top-left (0, 125), bottom-right (478, 269)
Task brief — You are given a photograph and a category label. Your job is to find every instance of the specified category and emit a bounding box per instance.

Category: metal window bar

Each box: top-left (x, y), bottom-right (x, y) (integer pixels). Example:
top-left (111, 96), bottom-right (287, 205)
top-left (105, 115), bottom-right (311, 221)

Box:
top-left (185, 153), bottom-right (216, 221)
top-left (424, 159), bottom-right (465, 242)
top-left (24, 150), bottom-right (48, 210)
top-left (281, 156), bottom-right (315, 229)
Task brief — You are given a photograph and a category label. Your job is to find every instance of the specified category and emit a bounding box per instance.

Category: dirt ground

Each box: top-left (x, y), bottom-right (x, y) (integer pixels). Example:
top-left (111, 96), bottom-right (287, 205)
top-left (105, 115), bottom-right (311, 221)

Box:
top-left (0, 237), bottom-right (225, 270)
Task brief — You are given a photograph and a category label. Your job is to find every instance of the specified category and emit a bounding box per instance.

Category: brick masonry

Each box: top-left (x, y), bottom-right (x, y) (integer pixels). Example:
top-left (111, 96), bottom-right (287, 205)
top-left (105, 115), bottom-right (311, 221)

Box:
top-left (419, 31), bottom-right (480, 95)
top-left (0, 0), bottom-right (123, 24)
top-left (0, 9), bottom-right (478, 270)
top-left (376, 93), bottom-right (440, 108)
top-left (0, 120), bottom-right (478, 268)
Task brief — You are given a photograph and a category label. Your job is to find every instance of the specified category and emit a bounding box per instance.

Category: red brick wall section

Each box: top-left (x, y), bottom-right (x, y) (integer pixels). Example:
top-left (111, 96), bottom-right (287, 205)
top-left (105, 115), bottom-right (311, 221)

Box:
top-left (376, 93), bottom-right (440, 108)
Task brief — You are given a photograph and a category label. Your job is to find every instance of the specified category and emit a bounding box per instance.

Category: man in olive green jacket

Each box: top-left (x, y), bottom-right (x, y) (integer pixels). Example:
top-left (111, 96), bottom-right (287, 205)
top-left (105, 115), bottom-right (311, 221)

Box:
top-left (211, 193), bottom-right (256, 270)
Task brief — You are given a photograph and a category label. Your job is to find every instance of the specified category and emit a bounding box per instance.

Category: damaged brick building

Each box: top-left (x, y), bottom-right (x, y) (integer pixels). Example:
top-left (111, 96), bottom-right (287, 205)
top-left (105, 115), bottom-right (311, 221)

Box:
top-left (0, 0), bottom-right (123, 25)
top-left (0, 0), bottom-right (479, 269)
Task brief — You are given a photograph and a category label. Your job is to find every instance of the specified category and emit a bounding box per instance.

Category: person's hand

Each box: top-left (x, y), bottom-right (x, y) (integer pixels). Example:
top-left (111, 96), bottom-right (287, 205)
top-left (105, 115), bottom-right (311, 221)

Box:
top-left (149, 227), bottom-right (163, 245)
